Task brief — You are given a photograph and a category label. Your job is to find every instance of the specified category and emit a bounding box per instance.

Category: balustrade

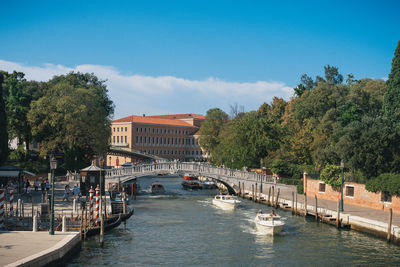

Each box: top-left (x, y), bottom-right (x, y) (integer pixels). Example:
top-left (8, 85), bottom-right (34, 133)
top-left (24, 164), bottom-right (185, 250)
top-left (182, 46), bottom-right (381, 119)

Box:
top-left (104, 162), bottom-right (273, 184)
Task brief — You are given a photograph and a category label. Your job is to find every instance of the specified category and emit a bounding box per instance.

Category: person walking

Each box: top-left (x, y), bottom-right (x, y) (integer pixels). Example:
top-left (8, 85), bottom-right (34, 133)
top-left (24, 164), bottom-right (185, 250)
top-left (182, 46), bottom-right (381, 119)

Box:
top-left (63, 184), bottom-right (71, 201)
top-left (34, 179), bottom-right (39, 191)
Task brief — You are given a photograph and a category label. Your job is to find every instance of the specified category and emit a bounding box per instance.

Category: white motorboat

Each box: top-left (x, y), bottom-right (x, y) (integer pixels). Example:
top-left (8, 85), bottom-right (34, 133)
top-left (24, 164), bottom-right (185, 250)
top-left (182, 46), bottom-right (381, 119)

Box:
top-left (149, 182), bottom-right (165, 194)
top-left (212, 194), bottom-right (241, 210)
top-left (254, 211), bottom-right (285, 235)
top-left (201, 180), bottom-right (217, 189)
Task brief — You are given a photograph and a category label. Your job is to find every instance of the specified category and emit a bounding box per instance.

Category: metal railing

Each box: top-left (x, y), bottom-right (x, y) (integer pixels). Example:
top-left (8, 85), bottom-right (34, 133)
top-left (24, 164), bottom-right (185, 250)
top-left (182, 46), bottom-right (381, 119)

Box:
top-left (105, 162), bottom-right (273, 183)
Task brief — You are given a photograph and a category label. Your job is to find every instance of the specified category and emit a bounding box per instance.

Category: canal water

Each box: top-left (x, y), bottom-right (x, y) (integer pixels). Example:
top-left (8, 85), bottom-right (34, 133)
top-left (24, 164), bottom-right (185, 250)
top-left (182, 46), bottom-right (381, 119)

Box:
top-left (68, 175), bottom-right (400, 266)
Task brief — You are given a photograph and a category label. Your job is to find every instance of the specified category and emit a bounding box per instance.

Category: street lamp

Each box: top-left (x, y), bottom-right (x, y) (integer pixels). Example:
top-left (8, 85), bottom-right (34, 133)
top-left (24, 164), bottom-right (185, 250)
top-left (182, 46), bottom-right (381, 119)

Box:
top-left (340, 159), bottom-right (344, 212)
top-left (49, 155), bottom-right (57, 235)
top-left (260, 158), bottom-right (264, 193)
top-left (99, 155), bottom-right (104, 247)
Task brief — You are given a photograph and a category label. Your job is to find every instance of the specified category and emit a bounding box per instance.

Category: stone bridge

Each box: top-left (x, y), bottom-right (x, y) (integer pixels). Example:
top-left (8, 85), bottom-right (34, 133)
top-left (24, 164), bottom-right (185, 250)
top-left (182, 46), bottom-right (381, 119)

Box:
top-left (105, 162), bottom-right (275, 195)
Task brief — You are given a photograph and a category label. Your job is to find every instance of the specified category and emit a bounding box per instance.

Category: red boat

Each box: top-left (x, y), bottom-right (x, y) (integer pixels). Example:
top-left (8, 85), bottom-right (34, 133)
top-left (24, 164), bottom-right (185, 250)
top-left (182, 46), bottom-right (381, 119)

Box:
top-left (184, 174), bottom-right (197, 180)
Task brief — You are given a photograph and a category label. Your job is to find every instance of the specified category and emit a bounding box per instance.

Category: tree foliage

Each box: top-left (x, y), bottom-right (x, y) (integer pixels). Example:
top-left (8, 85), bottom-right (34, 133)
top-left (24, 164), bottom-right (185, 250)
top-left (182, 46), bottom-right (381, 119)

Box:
top-left (0, 72), bottom-right (8, 165)
top-left (320, 164), bottom-right (341, 188)
top-left (27, 72), bottom-right (114, 165)
top-left (366, 173), bottom-right (400, 196)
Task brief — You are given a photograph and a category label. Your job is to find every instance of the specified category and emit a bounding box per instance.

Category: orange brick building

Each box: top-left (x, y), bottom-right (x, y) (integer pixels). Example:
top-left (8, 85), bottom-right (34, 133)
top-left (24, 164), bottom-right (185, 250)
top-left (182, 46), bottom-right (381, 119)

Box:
top-left (108, 114), bottom-right (206, 166)
top-left (304, 174), bottom-right (400, 213)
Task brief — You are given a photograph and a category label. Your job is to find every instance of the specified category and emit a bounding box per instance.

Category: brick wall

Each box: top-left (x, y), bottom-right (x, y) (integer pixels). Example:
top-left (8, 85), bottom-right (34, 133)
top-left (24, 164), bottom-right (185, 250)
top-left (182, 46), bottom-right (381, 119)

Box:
top-left (304, 173), bottom-right (400, 213)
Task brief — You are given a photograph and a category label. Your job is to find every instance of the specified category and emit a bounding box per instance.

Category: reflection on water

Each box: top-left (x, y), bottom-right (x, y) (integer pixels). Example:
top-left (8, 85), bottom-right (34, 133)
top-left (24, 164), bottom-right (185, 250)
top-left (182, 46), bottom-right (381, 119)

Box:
top-left (68, 175), bottom-right (400, 267)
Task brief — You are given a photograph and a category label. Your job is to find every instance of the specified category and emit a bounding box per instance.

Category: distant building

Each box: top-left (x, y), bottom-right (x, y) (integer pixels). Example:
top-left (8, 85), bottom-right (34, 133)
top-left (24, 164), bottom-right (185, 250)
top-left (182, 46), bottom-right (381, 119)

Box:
top-left (108, 114), bottom-right (206, 166)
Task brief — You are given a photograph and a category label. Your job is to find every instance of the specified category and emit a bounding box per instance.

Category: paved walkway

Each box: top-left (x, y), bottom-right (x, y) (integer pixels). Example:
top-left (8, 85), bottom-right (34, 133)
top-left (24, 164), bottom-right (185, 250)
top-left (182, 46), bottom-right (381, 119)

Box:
top-left (0, 231), bottom-right (79, 266)
top-left (264, 184), bottom-right (400, 225)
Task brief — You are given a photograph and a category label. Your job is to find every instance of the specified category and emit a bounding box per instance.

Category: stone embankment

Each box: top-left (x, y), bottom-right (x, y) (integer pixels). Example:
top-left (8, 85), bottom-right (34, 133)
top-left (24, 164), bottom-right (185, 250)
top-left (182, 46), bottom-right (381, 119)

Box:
top-left (241, 184), bottom-right (400, 245)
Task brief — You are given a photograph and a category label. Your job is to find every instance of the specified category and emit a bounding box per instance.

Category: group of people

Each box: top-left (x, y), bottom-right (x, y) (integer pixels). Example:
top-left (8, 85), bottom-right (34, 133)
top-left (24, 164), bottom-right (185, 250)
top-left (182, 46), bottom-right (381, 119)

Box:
top-left (62, 184), bottom-right (81, 201)
top-left (22, 178), bottom-right (81, 202)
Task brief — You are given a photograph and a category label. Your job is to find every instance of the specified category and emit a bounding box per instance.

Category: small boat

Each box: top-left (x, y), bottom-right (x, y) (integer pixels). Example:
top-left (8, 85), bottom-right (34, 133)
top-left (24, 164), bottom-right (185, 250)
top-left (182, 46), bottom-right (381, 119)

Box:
top-left (254, 211), bottom-right (285, 235)
top-left (212, 194), bottom-right (241, 210)
top-left (82, 214), bottom-right (122, 238)
top-left (201, 180), bottom-right (217, 189)
top-left (182, 180), bottom-right (202, 190)
top-left (184, 173), bottom-right (197, 180)
top-left (149, 182), bottom-right (165, 194)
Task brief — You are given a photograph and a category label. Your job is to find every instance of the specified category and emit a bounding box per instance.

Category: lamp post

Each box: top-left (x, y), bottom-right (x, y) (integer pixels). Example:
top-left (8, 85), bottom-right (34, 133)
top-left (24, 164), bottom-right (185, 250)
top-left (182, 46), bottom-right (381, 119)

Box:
top-left (260, 158), bottom-right (264, 194)
top-left (340, 159), bottom-right (344, 212)
top-left (49, 155), bottom-right (57, 235)
top-left (99, 156), bottom-right (104, 247)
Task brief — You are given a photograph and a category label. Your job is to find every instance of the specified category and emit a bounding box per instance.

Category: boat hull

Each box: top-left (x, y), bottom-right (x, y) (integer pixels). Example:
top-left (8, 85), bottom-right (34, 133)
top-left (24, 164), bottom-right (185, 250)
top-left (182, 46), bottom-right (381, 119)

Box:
top-left (212, 199), bottom-right (239, 210)
top-left (255, 222), bottom-right (284, 235)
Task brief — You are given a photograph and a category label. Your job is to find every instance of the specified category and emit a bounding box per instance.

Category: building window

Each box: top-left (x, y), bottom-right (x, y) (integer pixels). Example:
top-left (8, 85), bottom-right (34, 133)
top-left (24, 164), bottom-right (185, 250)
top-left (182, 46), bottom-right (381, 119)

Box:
top-left (144, 136), bottom-right (147, 144)
top-left (196, 151), bottom-right (198, 155)
top-left (160, 137), bottom-right (163, 145)
top-left (153, 128), bottom-right (155, 134)
top-left (152, 137), bottom-right (155, 144)
top-left (381, 191), bottom-right (392, 203)
top-left (164, 129), bottom-right (166, 134)
top-left (117, 136), bottom-right (119, 143)
top-left (136, 136), bottom-right (138, 144)
top-left (140, 128), bottom-right (142, 132)
top-left (125, 127), bottom-right (127, 131)
top-left (136, 128), bottom-right (139, 132)
top-left (144, 128), bottom-right (147, 133)
top-left (117, 127), bottom-right (119, 132)
top-left (113, 127), bottom-right (115, 132)
top-left (345, 186), bottom-right (354, 197)
top-left (125, 136), bottom-right (127, 143)
top-left (148, 136), bottom-right (151, 144)
top-left (157, 137), bottom-right (159, 144)
top-left (113, 136), bottom-right (115, 143)
top-left (319, 183), bottom-right (326, 193)
top-left (171, 138), bottom-right (173, 145)
top-left (140, 136), bottom-right (142, 143)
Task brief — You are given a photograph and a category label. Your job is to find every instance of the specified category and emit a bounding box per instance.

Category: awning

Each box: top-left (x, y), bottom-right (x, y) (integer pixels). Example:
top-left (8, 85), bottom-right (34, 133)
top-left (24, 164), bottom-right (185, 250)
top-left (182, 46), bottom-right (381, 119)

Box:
top-left (23, 170), bottom-right (36, 176)
top-left (0, 171), bottom-right (20, 178)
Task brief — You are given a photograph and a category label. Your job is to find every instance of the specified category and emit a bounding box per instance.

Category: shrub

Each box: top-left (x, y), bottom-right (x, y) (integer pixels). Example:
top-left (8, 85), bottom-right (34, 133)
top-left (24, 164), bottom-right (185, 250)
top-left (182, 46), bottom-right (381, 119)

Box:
top-left (297, 182), bottom-right (304, 194)
top-left (320, 164), bottom-right (341, 189)
top-left (366, 173), bottom-right (400, 196)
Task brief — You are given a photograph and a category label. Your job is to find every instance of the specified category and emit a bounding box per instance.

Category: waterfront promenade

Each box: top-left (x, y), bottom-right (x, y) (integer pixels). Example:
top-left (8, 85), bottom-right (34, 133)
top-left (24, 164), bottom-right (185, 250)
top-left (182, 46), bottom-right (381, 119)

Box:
top-left (0, 231), bottom-right (80, 267)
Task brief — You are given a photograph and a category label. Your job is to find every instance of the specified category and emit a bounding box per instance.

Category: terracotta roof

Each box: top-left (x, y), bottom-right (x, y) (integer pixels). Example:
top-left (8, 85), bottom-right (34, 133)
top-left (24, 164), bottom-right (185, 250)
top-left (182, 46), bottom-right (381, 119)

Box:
top-left (112, 116), bottom-right (196, 127)
top-left (147, 114), bottom-right (205, 120)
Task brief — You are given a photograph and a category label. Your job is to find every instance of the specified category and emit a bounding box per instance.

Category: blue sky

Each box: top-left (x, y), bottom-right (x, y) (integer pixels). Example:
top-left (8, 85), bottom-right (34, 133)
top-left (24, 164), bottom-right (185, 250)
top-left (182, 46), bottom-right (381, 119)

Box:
top-left (0, 1), bottom-right (399, 118)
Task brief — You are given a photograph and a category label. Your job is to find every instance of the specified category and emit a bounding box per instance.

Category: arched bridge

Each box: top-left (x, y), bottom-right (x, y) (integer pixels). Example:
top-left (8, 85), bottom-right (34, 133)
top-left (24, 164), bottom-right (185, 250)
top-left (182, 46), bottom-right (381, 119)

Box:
top-left (105, 162), bottom-right (274, 194)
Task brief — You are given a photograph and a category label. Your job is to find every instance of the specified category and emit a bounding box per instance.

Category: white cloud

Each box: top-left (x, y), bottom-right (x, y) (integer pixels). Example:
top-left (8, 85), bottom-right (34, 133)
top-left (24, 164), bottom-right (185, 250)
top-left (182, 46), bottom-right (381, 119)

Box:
top-left (0, 59), bottom-right (293, 118)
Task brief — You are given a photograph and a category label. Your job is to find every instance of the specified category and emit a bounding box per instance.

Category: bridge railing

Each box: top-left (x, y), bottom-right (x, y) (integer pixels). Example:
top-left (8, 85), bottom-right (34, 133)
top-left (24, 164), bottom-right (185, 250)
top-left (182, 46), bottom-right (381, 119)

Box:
top-left (105, 162), bottom-right (273, 183)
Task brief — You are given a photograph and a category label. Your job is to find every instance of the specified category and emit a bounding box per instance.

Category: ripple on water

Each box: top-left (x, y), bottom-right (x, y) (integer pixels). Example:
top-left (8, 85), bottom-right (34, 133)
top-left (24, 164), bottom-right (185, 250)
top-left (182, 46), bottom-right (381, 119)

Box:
top-left (69, 175), bottom-right (400, 267)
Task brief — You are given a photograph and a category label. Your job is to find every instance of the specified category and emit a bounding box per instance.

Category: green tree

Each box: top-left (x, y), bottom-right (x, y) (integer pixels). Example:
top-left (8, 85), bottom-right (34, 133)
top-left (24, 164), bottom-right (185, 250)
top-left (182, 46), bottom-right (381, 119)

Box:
top-left (383, 41), bottom-right (400, 127)
top-left (324, 65), bottom-right (343, 84)
top-left (0, 72), bottom-right (8, 165)
top-left (28, 72), bottom-right (114, 166)
top-left (214, 111), bottom-right (280, 168)
top-left (198, 108), bottom-right (229, 157)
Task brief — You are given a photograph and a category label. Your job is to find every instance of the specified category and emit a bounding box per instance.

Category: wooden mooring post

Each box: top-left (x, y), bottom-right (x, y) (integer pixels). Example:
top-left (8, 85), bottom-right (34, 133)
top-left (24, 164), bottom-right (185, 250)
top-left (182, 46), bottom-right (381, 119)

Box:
top-left (131, 184), bottom-right (134, 200)
top-left (271, 186), bottom-right (275, 207)
top-left (315, 195), bottom-right (318, 220)
top-left (291, 192), bottom-right (295, 214)
top-left (295, 192), bottom-right (298, 215)
top-left (387, 208), bottom-right (393, 242)
top-left (304, 193), bottom-right (307, 216)
top-left (275, 189), bottom-right (280, 208)
top-left (80, 206), bottom-right (84, 240)
top-left (84, 204), bottom-right (88, 240)
top-left (336, 200), bottom-right (341, 228)
top-left (252, 184), bottom-right (255, 202)
top-left (267, 187), bottom-right (271, 206)
top-left (255, 183), bottom-right (258, 203)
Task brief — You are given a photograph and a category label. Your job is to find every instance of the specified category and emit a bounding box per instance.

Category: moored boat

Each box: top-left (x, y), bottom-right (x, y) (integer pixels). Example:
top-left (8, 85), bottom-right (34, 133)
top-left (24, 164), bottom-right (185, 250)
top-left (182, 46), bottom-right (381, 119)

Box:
top-left (149, 182), bottom-right (165, 194)
top-left (184, 173), bottom-right (197, 180)
top-left (201, 180), bottom-right (217, 189)
top-left (212, 194), bottom-right (241, 210)
top-left (182, 180), bottom-right (202, 190)
top-left (254, 211), bottom-right (285, 235)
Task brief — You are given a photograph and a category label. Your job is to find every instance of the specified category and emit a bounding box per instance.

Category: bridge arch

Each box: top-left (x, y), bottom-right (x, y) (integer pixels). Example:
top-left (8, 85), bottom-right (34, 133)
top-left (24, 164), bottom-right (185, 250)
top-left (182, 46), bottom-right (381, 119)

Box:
top-left (105, 162), bottom-right (273, 195)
